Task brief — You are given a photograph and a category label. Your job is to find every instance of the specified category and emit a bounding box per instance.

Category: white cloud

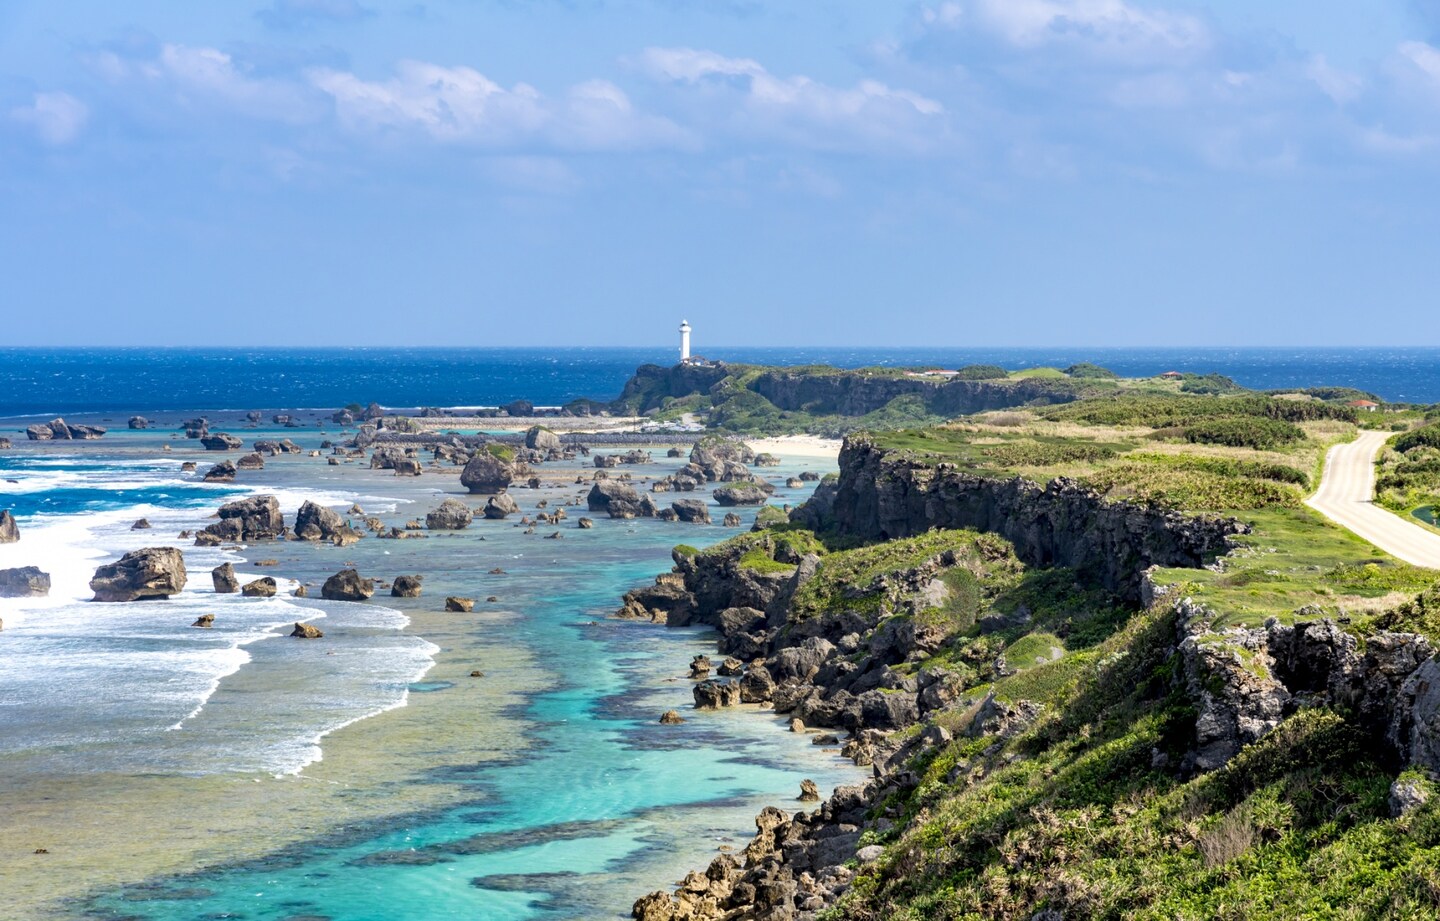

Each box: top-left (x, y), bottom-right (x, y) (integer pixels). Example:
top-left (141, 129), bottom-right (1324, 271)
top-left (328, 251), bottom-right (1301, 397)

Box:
top-left (308, 62), bottom-right (688, 149)
top-left (92, 43), bottom-right (317, 122)
top-left (1399, 40), bottom-right (1440, 89)
top-left (1306, 54), bottom-right (1363, 104)
top-left (922, 0), bottom-right (1209, 63)
top-left (10, 91), bottom-right (89, 145)
top-left (636, 47), bottom-right (945, 153)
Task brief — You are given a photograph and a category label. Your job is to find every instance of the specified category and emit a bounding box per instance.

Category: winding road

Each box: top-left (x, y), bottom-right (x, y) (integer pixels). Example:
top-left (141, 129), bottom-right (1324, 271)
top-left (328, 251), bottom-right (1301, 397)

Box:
top-left (1306, 430), bottom-right (1440, 569)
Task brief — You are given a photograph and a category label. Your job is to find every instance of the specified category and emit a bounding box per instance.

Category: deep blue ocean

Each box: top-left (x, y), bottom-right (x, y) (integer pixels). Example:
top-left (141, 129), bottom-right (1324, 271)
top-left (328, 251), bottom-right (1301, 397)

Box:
top-left (2, 346), bottom-right (1439, 415)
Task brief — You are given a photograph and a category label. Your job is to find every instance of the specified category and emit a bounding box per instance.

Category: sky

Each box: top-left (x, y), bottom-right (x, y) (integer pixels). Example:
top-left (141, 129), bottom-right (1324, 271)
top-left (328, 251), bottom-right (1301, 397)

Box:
top-left (1, 0), bottom-right (1438, 347)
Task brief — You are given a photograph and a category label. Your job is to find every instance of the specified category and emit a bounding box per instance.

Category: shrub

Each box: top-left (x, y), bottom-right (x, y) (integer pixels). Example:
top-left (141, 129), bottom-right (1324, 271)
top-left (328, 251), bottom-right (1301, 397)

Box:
top-left (1180, 416), bottom-right (1304, 450)
top-left (1180, 374), bottom-right (1244, 395)
top-left (1063, 362), bottom-right (1119, 379)
top-left (983, 440), bottom-right (1119, 468)
top-left (951, 364), bottom-right (1010, 380)
top-left (1394, 425), bottom-right (1440, 454)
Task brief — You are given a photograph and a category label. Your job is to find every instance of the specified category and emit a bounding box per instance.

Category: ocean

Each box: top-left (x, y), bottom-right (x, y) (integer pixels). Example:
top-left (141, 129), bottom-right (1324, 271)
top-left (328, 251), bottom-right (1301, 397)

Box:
top-left (1, 346), bottom-right (1437, 920)
top-left (2, 345), bottom-right (1439, 415)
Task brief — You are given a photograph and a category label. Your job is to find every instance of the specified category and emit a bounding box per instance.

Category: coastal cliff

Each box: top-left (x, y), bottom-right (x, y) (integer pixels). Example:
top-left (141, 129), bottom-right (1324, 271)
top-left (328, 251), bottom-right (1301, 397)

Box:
top-left (626, 433), bottom-right (1440, 921)
top-left (817, 435), bottom-right (1246, 599)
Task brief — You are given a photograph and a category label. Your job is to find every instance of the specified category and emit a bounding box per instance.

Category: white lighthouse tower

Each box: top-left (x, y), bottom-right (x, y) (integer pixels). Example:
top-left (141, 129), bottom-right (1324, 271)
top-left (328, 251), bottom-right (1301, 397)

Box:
top-left (679, 319), bottom-right (692, 362)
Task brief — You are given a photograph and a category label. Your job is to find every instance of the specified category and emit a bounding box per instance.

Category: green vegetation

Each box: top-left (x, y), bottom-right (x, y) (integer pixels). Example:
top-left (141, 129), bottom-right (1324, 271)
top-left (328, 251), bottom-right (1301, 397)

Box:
top-left (1177, 415), bottom-right (1304, 450)
top-left (951, 364), bottom-right (1009, 380)
top-left (1062, 362), bottom-right (1118, 379)
top-left (1377, 425), bottom-right (1440, 519)
top-left (485, 443), bottom-right (516, 462)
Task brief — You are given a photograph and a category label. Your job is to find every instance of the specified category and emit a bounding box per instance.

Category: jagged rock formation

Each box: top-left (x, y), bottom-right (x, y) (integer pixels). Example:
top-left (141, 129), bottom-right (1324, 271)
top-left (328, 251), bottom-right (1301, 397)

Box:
top-left (0, 566), bottom-right (50, 597)
top-left (212, 563), bottom-right (239, 593)
top-left (322, 568), bottom-right (374, 601)
top-left (90, 547), bottom-right (187, 602)
top-left (426, 498), bottom-right (474, 530)
top-left (293, 501), bottom-right (361, 545)
top-left (820, 436), bottom-right (1246, 599)
top-left (202, 496), bottom-right (285, 542)
top-left (0, 510), bottom-right (18, 543)
top-left (460, 452), bottom-right (515, 494)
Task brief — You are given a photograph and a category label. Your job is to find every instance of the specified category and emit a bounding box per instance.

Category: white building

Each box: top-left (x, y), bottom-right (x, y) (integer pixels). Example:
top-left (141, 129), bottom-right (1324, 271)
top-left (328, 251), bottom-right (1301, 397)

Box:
top-left (679, 319), bottom-right (692, 362)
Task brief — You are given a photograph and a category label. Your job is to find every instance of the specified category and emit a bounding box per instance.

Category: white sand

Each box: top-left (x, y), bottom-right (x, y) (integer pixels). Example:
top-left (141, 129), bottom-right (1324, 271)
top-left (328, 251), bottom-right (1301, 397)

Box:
top-left (748, 435), bottom-right (844, 460)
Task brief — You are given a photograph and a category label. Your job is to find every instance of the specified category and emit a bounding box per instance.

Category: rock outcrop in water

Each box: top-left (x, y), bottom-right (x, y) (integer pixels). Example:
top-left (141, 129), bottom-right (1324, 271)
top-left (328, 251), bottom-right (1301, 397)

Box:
top-left (460, 452), bottom-right (515, 494)
top-left (212, 563), bottom-right (239, 593)
top-left (90, 547), bottom-right (187, 602)
top-left (426, 498), bottom-right (474, 530)
top-left (0, 566), bottom-right (50, 597)
top-left (203, 496), bottom-right (285, 542)
top-left (203, 461), bottom-right (236, 483)
top-left (201, 433), bottom-right (243, 451)
top-left (587, 481), bottom-right (645, 519)
top-left (293, 501), bottom-right (361, 545)
top-left (0, 510), bottom-right (18, 543)
top-left (242, 577), bottom-right (277, 598)
top-left (26, 417), bottom-right (106, 440)
top-left (322, 568), bottom-right (374, 601)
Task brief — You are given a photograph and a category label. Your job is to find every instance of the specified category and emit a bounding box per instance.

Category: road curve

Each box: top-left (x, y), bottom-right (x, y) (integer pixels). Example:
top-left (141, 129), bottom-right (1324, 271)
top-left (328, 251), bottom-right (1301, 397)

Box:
top-left (1306, 430), bottom-right (1440, 569)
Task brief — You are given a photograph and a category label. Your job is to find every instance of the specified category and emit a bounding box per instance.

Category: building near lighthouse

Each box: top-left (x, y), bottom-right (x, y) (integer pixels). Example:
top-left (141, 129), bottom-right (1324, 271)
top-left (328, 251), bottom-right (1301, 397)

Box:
top-left (679, 319), bottom-right (692, 362)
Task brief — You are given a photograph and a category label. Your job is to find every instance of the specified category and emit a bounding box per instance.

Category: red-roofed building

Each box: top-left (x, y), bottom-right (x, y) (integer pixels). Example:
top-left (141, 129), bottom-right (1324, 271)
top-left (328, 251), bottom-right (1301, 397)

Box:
top-left (1347, 400), bottom-right (1380, 412)
top-left (1159, 370), bottom-right (1183, 380)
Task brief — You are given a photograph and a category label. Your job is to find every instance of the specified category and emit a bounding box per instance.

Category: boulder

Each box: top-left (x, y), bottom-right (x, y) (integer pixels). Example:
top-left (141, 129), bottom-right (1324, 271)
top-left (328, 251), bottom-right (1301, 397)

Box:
top-left (203, 461), bottom-right (236, 482)
top-left (460, 452), bottom-right (514, 494)
top-left (484, 494), bottom-right (520, 519)
top-left (321, 569), bottom-right (374, 601)
top-left (393, 458), bottom-right (423, 477)
top-left (0, 510), bottom-right (18, 543)
top-left (90, 547), bottom-right (187, 602)
top-left (25, 423), bottom-right (52, 441)
top-left (212, 563), bottom-right (239, 593)
top-left (798, 779), bottom-right (820, 801)
top-left (207, 496), bottom-right (285, 542)
top-left (30, 417), bottom-right (106, 440)
top-left (426, 498), bottom-right (474, 530)
top-left (587, 481), bottom-right (643, 519)
top-left (391, 575), bottom-right (423, 597)
top-left (236, 453), bottom-right (265, 470)
top-left (525, 426), bottom-right (562, 453)
top-left (192, 614), bottom-right (214, 628)
top-left (242, 577), bottom-right (277, 597)
top-left (446, 596), bottom-right (475, 612)
top-left (577, 517), bottom-right (594, 529)
top-left (291, 622), bottom-right (324, 639)
top-left (128, 416), bottom-right (150, 430)
top-left (659, 710), bottom-right (686, 725)
top-left (332, 408), bottom-right (356, 425)
top-left (293, 501), bottom-right (361, 545)
top-left (694, 679), bottom-right (742, 709)
top-left (0, 437), bottom-right (10, 449)
top-left (713, 484), bottom-right (770, 506)
top-left (722, 512), bottom-right (742, 527)
top-left (201, 433), bottom-right (243, 451)
top-left (0, 566), bottom-right (50, 598)
top-left (671, 499), bottom-right (711, 524)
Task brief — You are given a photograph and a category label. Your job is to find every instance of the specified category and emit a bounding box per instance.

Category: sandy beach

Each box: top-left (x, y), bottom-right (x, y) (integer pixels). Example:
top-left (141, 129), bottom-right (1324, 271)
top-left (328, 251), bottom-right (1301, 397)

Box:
top-left (747, 435), bottom-right (845, 460)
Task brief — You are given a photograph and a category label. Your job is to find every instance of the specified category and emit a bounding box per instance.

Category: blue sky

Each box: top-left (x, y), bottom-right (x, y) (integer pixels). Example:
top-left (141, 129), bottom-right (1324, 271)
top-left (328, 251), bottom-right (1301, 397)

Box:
top-left (2, 0), bottom-right (1438, 347)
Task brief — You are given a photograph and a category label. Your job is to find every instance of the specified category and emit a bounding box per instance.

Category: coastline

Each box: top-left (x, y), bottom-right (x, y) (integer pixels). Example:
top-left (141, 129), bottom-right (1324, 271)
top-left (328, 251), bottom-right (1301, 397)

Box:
top-left (1, 429), bottom-right (857, 920)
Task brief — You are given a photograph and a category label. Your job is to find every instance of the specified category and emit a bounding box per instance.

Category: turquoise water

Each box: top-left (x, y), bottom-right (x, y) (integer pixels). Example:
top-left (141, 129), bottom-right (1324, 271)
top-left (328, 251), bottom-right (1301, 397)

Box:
top-left (1, 427), bottom-right (855, 920)
top-left (1416, 507), bottom-right (1436, 527)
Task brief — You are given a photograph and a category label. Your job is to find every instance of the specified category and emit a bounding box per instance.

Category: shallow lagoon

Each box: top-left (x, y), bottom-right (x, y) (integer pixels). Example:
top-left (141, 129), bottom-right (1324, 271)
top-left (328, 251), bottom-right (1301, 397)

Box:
top-left (0, 420), bottom-right (859, 920)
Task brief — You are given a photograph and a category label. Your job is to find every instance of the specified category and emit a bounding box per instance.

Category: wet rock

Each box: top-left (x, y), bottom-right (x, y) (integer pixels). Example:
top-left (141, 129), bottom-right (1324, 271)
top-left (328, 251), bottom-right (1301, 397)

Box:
top-left (524, 426), bottom-right (562, 453)
top-left (128, 416), bottom-right (150, 430)
top-left (427, 498), bottom-right (474, 530)
top-left (578, 517), bottom-right (594, 529)
top-left (191, 614), bottom-right (214, 628)
top-left (798, 779), bottom-right (820, 801)
top-left (713, 484), bottom-right (769, 507)
top-left (660, 710), bottom-right (686, 725)
top-left (460, 452), bottom-right (515, 494)
top-left (203, 461), bottom-right (236, 482)
top-left (0, 510), bottom-right (20, 543)
top-left (446, 596), bottom-right (475, 612)
top-left (206, 496), bottom-right (285, 542)
top-left (690, 654), bottom-right (712, 678)
top-left (0, 566), bottom-right (50, 598)
top-left (587, 481), bottom-right (643, 519)
top-left (181, 461), bottom-right (197, 472)
top-left (484, 495), bottom-right (520, 519)
top-left (212, 563), bottom-right (239, 593)
top-left (321, 568), bottom-right (374, 601)
top-left (201, 433), bottom-right (243, 451)
top-left (241, 577), bottom-right (277, 598)
top-left (722, 512), bottom-right (742, 527)
top-left (393, 458), bottom-right (423, 477)
top-left (391, 575), bottom-right (424, 597)
top-left (291, 622), bottom-right (324, 639)
top-left (90, 547), bottom-right (187, 602)
top-left (293, 501), bottom-right (361, 545)
top-left (694, 679), bottom-right (742, 709)
top-left (236, 453), bottom-right (265, 470)
top-left (671, 499), bottom-right (711, 524)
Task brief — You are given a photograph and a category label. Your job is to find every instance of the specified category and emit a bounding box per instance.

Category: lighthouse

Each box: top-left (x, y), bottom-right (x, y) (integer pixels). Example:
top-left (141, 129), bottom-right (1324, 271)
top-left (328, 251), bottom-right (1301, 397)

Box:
top-left (679, 319), bottom-right (692, 362)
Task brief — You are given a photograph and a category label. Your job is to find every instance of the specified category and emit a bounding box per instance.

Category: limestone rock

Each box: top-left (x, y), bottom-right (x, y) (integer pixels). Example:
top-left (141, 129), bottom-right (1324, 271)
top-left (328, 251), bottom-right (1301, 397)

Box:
top-left (201, 433), bottom-right (243, 451)
top-left (293, 501), bottom-right (361, 545)
top-left (321, 569), bottom-right (374, 601)
top-left (524, 426), bottom-right (562, 453)
top-left (671, 499), bottom-right (711, 524)
top-left (446, 596), bottom-right (475, 612)
top-left (460, 452), bottom-right (514, 494)
top-left (205, 496), bottom-right (285, 542)
top-left (0, 510), bottom-right (18, 543)
top-left (212, 563), bottom-right (239, 593)
top-left (291, 622), bottom-right (324, 639)
top-left (426, 498), bottom-right (474, 530)
top-left (191, 614), bottom-right (214, 628)
top-left (713, 484), bottom-right (769, 507)
top-left (90, 547), bottom-right (187, 602)
top-left (0, 566), bottom-right (50, 598)
top-left (203, 461), bottom-right (237, 482)
top-left (484, 494), bottom-right (520, 519)
top-left (587, 481), bottom-right (643, 519)
top-left (391, 575), bottom-right (423, 597)
top-left (242, 577), bottom-right (277, 597)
